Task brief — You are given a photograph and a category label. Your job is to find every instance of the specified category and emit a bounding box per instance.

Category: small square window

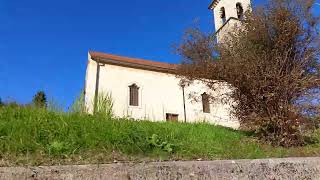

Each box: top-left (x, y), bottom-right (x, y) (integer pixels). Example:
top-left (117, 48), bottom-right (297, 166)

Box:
top-left (166, 113), bottom-right (179, 122)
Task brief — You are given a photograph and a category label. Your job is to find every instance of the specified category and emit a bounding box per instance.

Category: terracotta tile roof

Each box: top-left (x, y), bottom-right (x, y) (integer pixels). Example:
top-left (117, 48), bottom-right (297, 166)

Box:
top-left (89, 51), bottom-right (178, 73)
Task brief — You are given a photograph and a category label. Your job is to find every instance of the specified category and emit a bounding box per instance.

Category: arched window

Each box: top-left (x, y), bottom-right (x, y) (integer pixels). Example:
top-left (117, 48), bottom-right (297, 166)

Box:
top-left (236, 3), bottom-right (244, 19)
top-left (201, 93), bottom-right (210, 113)
top-left (220, 7), bottom-right (226, 24)
top-left (129, 84), bottom-right (139, 106)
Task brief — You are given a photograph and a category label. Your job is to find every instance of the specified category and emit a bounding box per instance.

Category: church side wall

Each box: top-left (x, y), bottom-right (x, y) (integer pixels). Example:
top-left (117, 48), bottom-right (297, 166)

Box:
top-left (85, 58), bottom-right (239, 129)
top-left (183, 81), bottom-right (239, 128)
top-left (84, 58), bottom-right (98, 113)
top-left (97, 62), bottom-right (185, 122)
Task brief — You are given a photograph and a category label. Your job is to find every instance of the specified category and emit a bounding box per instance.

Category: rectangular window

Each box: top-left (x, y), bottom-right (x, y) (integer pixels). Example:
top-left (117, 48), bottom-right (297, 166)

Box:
top-left (129, 84), bottom-right (139, 106)
top-left (202, 93), bottom-right (210, 113)
top-left (220, 7), bottom-right (226, 24)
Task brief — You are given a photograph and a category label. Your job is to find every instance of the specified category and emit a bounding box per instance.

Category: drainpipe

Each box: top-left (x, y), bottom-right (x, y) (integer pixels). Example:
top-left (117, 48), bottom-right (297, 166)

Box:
top-left (93, 61), bottom-right (101, 114)
top-left (181, 84), bottom-right (187, 123)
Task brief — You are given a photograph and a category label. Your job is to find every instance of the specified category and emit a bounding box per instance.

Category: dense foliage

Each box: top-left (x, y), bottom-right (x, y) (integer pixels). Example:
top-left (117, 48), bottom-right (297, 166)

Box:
top-left (176, 0), bottom-right (320, 146)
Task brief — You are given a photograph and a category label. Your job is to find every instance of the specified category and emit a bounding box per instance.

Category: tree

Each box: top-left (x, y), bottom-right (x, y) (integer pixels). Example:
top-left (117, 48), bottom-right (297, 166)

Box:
top-left (32, 91), bottom-right (47, 109)
top-left (176, 0), bottom-right (320, 147)
top-left (0, 97), bottom-right (3, 107)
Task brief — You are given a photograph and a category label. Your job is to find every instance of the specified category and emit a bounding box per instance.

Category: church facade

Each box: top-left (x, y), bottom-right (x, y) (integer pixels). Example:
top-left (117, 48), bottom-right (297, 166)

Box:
top-left (84, 0), bottom-right (251, 129)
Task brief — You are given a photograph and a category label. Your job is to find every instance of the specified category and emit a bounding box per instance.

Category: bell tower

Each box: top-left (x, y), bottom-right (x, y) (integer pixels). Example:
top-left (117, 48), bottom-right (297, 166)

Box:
top-left (208, 0), bottom-right (251, 42)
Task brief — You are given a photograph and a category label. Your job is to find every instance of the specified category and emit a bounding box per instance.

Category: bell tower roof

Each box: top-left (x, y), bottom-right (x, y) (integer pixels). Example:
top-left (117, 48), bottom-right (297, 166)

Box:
top-left (208, 0), bottom-right (220, 10)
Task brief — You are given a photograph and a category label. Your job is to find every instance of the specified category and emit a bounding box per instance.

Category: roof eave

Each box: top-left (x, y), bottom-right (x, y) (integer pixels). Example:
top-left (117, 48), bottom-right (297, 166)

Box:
top-left (208, 0), bottom-right (219, 10)
top-left (90, 56), bottom-right (177, 74)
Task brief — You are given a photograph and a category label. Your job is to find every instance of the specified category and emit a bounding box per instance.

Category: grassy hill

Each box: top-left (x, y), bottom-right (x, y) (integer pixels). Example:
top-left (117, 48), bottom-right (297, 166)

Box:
top-left (0, 106), bottom-right (319, 166)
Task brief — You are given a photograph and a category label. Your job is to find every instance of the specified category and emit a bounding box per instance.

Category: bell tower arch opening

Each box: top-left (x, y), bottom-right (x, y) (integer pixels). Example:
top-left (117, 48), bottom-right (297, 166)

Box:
top-left (208, 0), bottom-right (252, 42)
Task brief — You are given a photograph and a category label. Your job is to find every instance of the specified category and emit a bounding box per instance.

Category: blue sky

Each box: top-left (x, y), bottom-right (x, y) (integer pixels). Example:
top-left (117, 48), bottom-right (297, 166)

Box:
top-left (0, 0), bottom-right (319, 108)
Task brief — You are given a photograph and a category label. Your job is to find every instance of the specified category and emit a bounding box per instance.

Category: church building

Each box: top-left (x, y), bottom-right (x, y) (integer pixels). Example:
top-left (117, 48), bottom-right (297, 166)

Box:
top-left (84, 0), bottom-right (251, 129)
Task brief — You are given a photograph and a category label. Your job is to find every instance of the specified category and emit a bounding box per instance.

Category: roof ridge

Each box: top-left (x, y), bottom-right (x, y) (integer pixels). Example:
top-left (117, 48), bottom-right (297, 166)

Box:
top-left (89, 51), bottom-right (178, 73)
top-left (89, 51), bottom-right (176, 65)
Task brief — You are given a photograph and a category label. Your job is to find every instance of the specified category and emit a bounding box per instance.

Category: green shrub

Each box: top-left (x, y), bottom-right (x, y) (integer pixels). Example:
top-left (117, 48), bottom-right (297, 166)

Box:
top-left (48, 141), bottom-right (68, 155)
top-left (147, 134), bottom-right (175, 153)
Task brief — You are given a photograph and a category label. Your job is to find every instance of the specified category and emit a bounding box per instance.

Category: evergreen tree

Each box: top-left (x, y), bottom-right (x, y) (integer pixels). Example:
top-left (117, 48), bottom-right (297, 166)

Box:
top-left (32, 91), bottom-right (47, 108)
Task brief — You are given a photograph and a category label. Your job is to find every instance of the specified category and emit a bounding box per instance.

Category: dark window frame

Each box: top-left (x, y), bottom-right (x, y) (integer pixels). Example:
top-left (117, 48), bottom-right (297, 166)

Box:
top-left (202, 93), bottom-right (210, 113)
top-left (220, 7), bottom-right (226, 24)
top-left (236, 3), bottom-right (244, 19)
top-left (129, 84), bottom-right (139, 106)
top-left (166, 113), bottom-right (179, 122)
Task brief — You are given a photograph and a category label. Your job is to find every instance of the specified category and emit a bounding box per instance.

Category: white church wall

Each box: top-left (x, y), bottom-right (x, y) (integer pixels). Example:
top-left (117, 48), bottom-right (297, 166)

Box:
top-left (84, 55), bottom-right (98, 113)
top-left (183, 81), bottom-right (239, 128)
top-left (85, 57), bottom-right (240, 129)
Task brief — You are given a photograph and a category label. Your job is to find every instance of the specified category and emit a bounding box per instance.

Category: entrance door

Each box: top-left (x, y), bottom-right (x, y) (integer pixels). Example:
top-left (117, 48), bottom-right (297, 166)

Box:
top-left (166, 113), bottom-right (179, 122)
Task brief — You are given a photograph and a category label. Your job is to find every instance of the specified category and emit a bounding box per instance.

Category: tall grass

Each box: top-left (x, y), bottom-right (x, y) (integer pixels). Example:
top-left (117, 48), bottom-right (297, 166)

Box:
top-left (94, 92), bottom-right (113, 118)
top-left (0, 105), bottom-right (319, 166)
top-left (69, 91), bottom-right (113, 119)
top-left (47, 97), bottom-right (65, 113)
top-left (69, 91), bottom-right (87, 114)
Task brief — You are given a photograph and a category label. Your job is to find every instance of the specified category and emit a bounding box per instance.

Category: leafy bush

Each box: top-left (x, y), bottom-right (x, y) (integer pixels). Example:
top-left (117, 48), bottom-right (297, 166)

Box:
top-left (147, 134), bottom-right (175, 153)
top-left (176, 0), bottom-right (319, 147)
top-left (48, 141), bottom-right (68, 155)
